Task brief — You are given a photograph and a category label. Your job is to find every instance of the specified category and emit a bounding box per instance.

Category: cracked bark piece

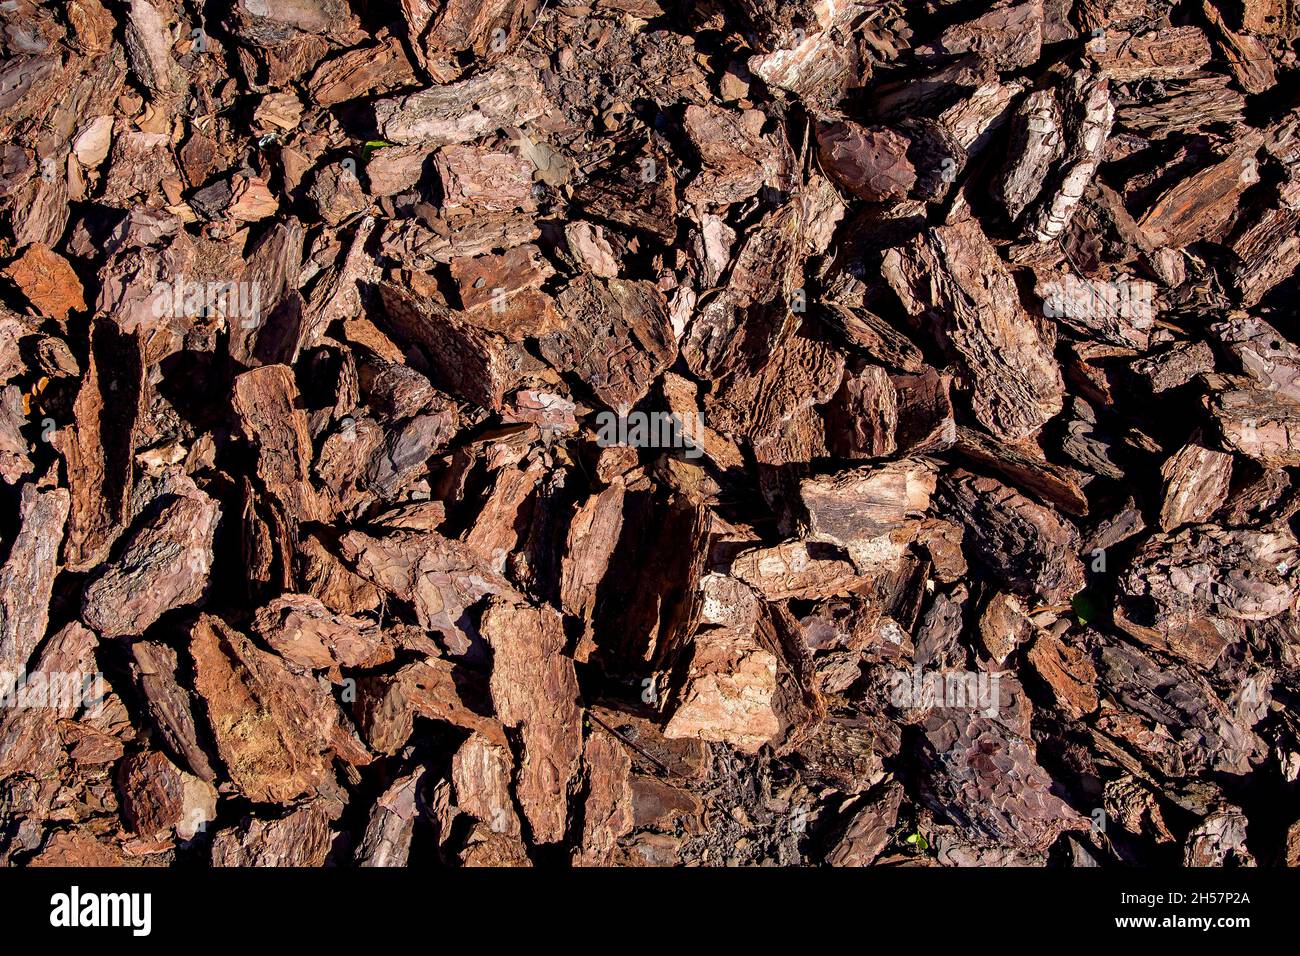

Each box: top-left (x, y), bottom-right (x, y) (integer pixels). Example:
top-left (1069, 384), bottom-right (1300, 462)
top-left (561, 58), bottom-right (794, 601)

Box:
top-left (232, 365), bottom-right (324, 524)
top-left (938, 470), bottom-right (1083, 606)
top-left (538, 275), bottom-right (675, 413)
top-left (480, 597), bottom-right (582, 845)
top-left (824, 364), bottom-right (897, 459)
top-left (1159, 442), bottom-right (1233, 530)
top-left (1030, 71), bottom-right (1112, 242)
top-left (355, 771), bottom-right (422, 867)
top-left (462, 456), bottom-right (547, 575)
top-left (3, 243), bottom-right (86, 321)
top-left (28, 830), bottom-right (136, 868)
top-left (1184, 808), bottom-right (1254, 866)
top-left (1025, 629), bottom-right (1098, 719)
top-left (367, 409), bottom-right (457, 502)
top-left (210, 804), bottom-right (336, 867)
top-left (129, 640), bottom-right (218, 782)
top-left (1138, 146), bottom-right (1261, 250)
top-left (795, 715), bottom-right (899, 794)
top-left (1116, 524), bottom-right (1298, 668)
top-left (0, 483), bottom-right (68, 689)
top-left (81, 489), bottom-right (219, 638)
top-left (560, 479), bottom-right (626, 636)
top-left (978, 591), bottom-right (1032, 666)
top-left (918, 707), bottom-right (1086, 854)
top-left (938, 78), bottom-right (1025, 154)
top-left (0, 622), bottom-right (97, 780)
top-left (435, 144), bottom-right (535, 223)
top-left (452, 732), bottom-right (521, 838)
top-left (377, 283), bottom-right (512, 411)
top-left (374, 61), bottom-right (551, 146)
top-left (310, 35), bottom-right (416, 106)
top-left (683, 104), bottom-right (780, 209)
top-left (1209, 388), bottom-right (1300, 467)
top-left (954, 426), bottom-right (1088, 517)
top-left (815, 122), bottom-right (915, 202)
top-left (883, 218), bottom-right (1063, 442)
top-left (1129, 340), bottom-right (1214, 393)
top-left (252, 594), bottom-right (393, 676)
top-left (665, 624), bottom-right (780, 754)
top-left (307, 163), bottom-right (369, 227)
top-left (573, 138), bottom-right (678, 242)
top-left (1090, 26), bottom-right (1213, 81)
top-left (572, 482), bottom-right (704, 672)
top-left (999, 89), bottom-right (1064, 224)
top-left (573, 726), bottom-right (634, 866)
top-left (189, 614), bottom-right (340, 804)
top-left (933, 1), bottom-right (1044, 70)
top-left (449, 245), bottom-right (559, 341)
top-left (708, 325), bottom-right (845, 465)
top-left (1093, 634), bottom-right (1265, 777)
top-left (1212, 317), bottom-right (1300, 403)
top-left (799, 460), bottom-right (934, 570)
top-left (339, 528), bottom-right (517, 655)
top-left (1035, 267), bottom-right (1154, 349)
top-left (123, 0), bottom-right (181, 96)
top-left (355, 657), bottom-right (504, 753)
top-left (57, 320), bottom-right (142, 571)
top-left (744, 0), bottom-right (865, 107)
top-left (730, 540), bottom-right (868, 602)
top-left (825, 781), bottom-right (903, 867)
top-left (892, 369), bottom-right (957, 455)
top-left (117, 750), bottom-right (217, 842)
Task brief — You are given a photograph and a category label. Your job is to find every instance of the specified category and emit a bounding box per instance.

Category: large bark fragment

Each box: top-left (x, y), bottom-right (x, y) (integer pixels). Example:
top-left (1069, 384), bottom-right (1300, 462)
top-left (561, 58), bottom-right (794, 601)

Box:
top-left (538, 276), bottom-right (676, 413)
top-left (373, 61), bottom-right (550, 146)
top-left (189, 615), bottom-right (343, 803)
top-left (480, 598), bottom-right (582, 845)
top-left (81, 490), bottom-right (220, 638)
top-left (883, 219), bottom-right (1064, 441)
top-left (938, 470), bottom-right (1084, 605)
top-left (0, 484), bottom-right (69, 689)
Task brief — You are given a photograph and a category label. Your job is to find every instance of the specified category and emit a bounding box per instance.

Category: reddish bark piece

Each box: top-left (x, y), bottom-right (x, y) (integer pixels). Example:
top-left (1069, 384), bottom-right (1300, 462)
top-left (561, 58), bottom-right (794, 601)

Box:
top-left (883, 218), bottom-right (1063, 442)
top-left (452, 732), bottom-right (522, 838)
top-left (3, 244), bottom-right (86, 320)
top-left (938, 469), bottom-right (1084, 606)
top-left (189, 614), bottom-right (342, 803)
top-left (480, 598), bottom-right (582, 845)
top-left (1025, 630), bottom-right (1098, 719)
top-left (117, 750), bottom-right (218, 841)
top-left (232, 365), bottom-right (324, 523)
top-left (81, 489), bottom-right (220, 638)
top-left (0, 484), bottom-right (69, 686)
top-left (210, 804), bottom-right (337, 867)
top-left (816, 122), bottom-right (916, 202)
top-left (355, 771), bottom-right (423, 867)
top-left (58, 320), bottom-right (143, 571)
top-left (0, 622), bottom-right (97, 780)
top-left (252, 593), bottom-right (393, 675)
top-left (1159, 442), bottom-right (1233, 530)
top-left (538, 276), bottom-right (676, 413)
top-left (826, 782), bottom-right (903, 867)
top-left (573, 727), bottom-right (634, 866)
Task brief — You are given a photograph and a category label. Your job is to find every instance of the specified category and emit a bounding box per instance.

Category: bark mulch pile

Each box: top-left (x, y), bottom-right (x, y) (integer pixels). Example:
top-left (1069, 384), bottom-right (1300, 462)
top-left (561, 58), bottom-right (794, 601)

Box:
top-left (2, 0), bottom-right (1300, 867)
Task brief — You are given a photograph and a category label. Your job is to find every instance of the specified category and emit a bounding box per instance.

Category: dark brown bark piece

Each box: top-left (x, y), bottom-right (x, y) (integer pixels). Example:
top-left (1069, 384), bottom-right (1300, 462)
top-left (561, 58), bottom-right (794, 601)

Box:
top-left (0, 484), bottom-right (69, 686)
top-left (938, 469), bottom-right (1084, 606)
top-left (81, 489), bottom-right (220, 638)
top-left (480, 597), bottom-right (582, 845)
top-left (883, 218), bottom-right (1064, 442)
top-left (538, 276), bottom-right (676, 413)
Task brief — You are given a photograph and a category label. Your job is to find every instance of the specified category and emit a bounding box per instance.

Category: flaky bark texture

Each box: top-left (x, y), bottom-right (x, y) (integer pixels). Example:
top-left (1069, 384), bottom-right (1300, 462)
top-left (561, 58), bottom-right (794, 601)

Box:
top-left (5, 0), bottom-right (1300, 872)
